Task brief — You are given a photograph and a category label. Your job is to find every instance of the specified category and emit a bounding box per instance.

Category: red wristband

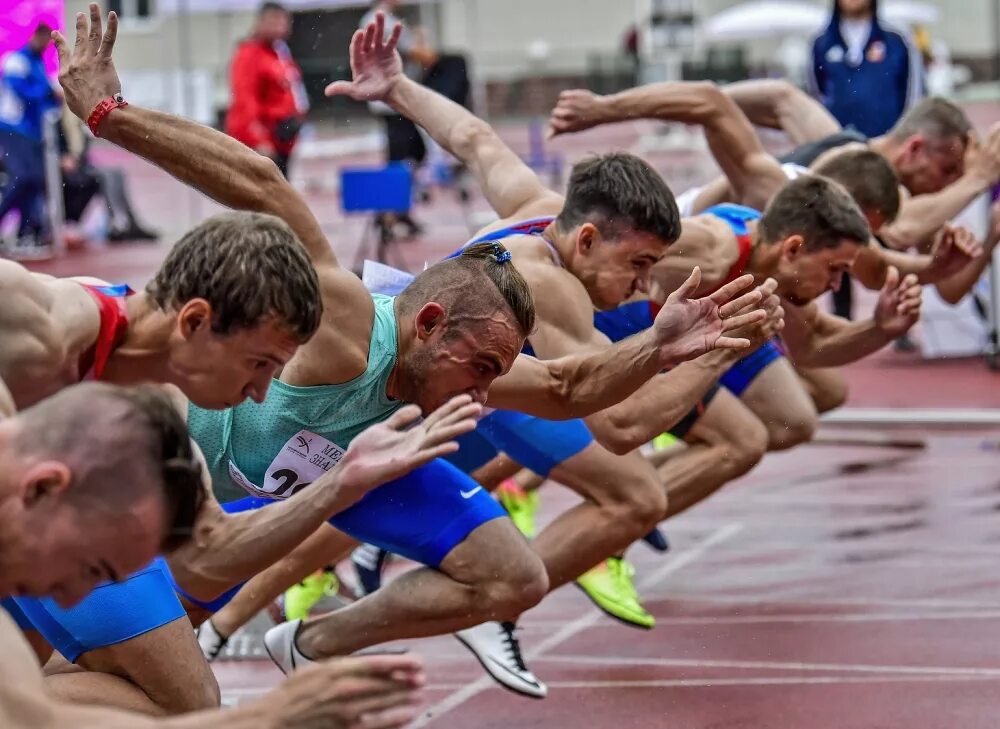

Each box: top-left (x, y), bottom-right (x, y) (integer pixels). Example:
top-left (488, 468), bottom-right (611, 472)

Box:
top-left (87, 93), bottom-right (128, 136)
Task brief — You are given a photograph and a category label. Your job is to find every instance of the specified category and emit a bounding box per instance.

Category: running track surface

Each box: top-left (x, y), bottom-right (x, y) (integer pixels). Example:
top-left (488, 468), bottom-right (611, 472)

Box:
top-left (20, 114), bottom-right (1000, 727)
top-left (211, 426), bottom-right (1000, 728)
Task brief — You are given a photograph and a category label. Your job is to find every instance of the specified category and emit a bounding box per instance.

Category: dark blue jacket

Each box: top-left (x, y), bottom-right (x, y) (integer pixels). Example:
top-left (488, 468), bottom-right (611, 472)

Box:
top-left (809, 0), bottom-right (923, 137)
top-left (0, 45), bottom-right (60, 141)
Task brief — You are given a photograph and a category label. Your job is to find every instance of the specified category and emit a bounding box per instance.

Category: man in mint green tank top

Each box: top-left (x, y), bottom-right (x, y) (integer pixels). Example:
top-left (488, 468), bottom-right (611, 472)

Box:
top-left (46, 12), bottom-right (769, 708)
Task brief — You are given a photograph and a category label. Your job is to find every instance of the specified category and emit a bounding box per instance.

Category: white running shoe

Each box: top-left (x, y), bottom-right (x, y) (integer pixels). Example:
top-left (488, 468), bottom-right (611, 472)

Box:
top-left (264, 619), bottom-right (317, 675)
top-left (454, 621), bottom-right (547, 698)
top-left (196, 619), bottom-right (228, 662)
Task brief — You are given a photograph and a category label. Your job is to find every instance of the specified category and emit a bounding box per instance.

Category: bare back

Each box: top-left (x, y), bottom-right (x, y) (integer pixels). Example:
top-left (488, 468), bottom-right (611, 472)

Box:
top-left (652, 216), bottom-right (743, 303)
top-left (471, 200), bottom-right (623, 359)
top-left (0, 261), bottom-right (103, 409)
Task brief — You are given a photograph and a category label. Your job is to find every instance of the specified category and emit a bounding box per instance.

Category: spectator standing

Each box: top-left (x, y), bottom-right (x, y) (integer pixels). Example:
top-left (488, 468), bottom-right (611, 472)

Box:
top-left (225, 2), bottom-right (309, 179)
top-left (360, 1), bottom-right (440, 239)
top-left (0, 23), bottom-right (61, 260)
top-left (809, 0), bottom-right (924, 319)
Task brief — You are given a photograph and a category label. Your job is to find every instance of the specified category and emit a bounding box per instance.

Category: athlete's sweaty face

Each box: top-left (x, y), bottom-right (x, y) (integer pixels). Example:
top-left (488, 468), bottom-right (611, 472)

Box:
top-left (574, 228), bottom-right (667, 311)
top-left (399, 313), bottom-right (523, 413)
top-left (775, 239), bottom-right (861, 306)
top-left (8, 487), bottom-right (165, 607)
top-left (176, 317), bottom-right (300, 409)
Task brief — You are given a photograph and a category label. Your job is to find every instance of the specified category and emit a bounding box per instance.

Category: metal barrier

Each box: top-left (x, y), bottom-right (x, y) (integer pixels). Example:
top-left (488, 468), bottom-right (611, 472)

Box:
top-left (41, 107), bottom-right (65, 256)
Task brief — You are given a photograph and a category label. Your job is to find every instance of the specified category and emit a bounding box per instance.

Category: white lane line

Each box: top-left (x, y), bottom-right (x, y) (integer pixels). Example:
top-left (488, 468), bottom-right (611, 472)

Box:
top-left (406, 523), bottom-right (744, 728)
top-left (222, 673), bottom-right (1000, 703)
top-left (635, 593), bottom-right (1000, 610)
top-left (539, 654), bottom-right (1000, 677)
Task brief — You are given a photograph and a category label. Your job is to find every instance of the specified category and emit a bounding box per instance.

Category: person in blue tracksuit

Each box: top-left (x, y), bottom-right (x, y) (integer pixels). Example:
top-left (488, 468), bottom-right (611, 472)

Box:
top-left (0, 23), bottom-right (62, 256)
top-left (810, 0), bottom-right (924, 139)
top-left (809, 0), bottom-right (923, 319)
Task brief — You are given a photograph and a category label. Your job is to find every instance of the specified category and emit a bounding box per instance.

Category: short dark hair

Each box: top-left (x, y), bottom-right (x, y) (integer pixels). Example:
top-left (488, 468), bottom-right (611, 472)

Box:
top-left (397, 242), bottom-right (535, 337)
top-left (111, 385), bottom-right (205, 552)
top-left (17, 383), bottom-right (204, 553)
top-left (759, 175), bottom-right (870, 252)
top-left (556, 152), bottom-right (681, 244)
top-left (813, 148), bottom-right (901, 223)
top-left (258, 2), bottom-right (288, 15)
top-left (147, 212), bottom-right (321, 343)
top-left (33, 23), bottom-right (53, 36)
top-left (889, 97), bottom-right (972, 144)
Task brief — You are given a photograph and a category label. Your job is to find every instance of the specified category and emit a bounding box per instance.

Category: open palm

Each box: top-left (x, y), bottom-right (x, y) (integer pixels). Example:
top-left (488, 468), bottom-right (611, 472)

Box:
top-left (653, 269), bottom-right (766, 365)
top-left (325, 11), bottom-right (404, 103)
top-left (336, 396), bottom-right (481, 502)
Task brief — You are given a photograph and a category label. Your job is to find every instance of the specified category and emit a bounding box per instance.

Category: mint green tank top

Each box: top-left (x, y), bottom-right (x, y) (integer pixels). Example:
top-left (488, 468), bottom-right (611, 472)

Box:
top-left (187, 294), bottom-right (403, 504)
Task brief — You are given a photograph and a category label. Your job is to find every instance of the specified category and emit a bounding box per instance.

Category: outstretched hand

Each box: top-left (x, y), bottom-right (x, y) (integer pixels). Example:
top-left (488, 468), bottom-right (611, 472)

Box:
top-left (52, 3), bottom-right (122, 126)
top-left (724, 278), bottom-right (784, 350)
top-left (325, 11), bottom-right (405, 102)
top-left (336, 395), bottom-right (482, 503)
top-left (268, 654), bottom-right (424, 729)
top-left (653, 269), bottom-right (766, 365)
top-left (874, 266), bottom-right (922, 337)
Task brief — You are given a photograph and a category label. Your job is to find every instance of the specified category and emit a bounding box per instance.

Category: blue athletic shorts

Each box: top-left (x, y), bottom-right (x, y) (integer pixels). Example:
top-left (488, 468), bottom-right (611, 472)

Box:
top-left (11, 459), bottom-right (505, 654)
top-left (446, 410), bottom-right (594, 477)
top-left (445, 428), bottom-right (500, 473)
top-left (7, 560), bottom-right (185, 662)
top-left (170, 457), bottom-right (506, 611)
top-left (2, 597), bottom-right (34, 631)
top-left (719, 339), bottom-right (784, 396)
top-left (594, 300), bottom-right (719, 439)
top-left (593, 299), bottom-right (657, 342)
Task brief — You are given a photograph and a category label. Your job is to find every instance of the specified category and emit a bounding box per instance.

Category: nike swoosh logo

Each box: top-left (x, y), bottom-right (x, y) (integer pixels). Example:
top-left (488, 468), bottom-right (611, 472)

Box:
top-left (460, 486), bottom-right (484, 499)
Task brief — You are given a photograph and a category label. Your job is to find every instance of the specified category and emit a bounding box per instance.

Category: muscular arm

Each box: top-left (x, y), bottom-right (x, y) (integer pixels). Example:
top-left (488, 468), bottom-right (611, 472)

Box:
top-left (165, 470), bottom-right (364, 601)
top-left (488, 347), bottom-right (740, 455)
top-left (550, 82), bottom-right (787, 211)
top-left (722, 79), bottom-right (842, 144)
top-left (0, 611), bottom-right (266, 729)
top-left (880, 176), bottom-right (994, 252)
top-left (97, 106), bottom-right (333, 264)
top-left (780, 301), bottom-right (894, 368)
top-left (383, 75), bottom-right (560, 220)
top-left (326, 16), bottom-right (559, 220)
top-left (57, 16), bottom-right (376, 357)
top-left (488, 260), bottom-right (749, 454)
top-left (486, 330), bottom-right (663, 421)
top-left (851, 239), bottom-right (937, 289)
top-left (93, 104), bottom-right (376, 369)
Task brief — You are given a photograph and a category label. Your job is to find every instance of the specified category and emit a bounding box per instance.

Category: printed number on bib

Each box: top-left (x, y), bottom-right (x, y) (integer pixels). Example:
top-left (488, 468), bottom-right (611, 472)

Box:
top-left (228, 429), bottom-right (347, 500)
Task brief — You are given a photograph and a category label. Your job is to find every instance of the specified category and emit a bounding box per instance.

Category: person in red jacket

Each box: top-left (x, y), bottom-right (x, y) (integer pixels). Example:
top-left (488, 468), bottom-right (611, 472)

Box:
top-left (225, 2), bottom-right (309, 178)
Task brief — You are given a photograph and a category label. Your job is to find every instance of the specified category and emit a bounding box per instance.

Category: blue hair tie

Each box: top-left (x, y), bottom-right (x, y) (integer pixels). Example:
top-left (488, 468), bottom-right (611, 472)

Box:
top-left (496, 250), bottom-right (512, 263)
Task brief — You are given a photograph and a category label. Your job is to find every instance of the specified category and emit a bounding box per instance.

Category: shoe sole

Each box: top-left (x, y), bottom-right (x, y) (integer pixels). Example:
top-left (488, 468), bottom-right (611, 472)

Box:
top-left (453, 633), bottom-right (547, 699)
top-left (573, 582), bottom-right (655, 631)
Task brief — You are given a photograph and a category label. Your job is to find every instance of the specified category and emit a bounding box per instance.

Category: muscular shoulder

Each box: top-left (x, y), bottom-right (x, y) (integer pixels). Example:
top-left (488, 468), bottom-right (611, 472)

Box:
top-left (0, 263), bottom-right (65, 368)
top-left (514, 251), bottom-right (595, 344)
top-left (0, 264), bottom-right (97, 406)
top-left (654, 217), bottom-right (735, 297)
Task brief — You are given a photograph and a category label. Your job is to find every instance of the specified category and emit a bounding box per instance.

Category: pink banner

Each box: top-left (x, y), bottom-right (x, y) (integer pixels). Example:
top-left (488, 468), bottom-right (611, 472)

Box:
top-left (0, 0), bottom-right (64, 76)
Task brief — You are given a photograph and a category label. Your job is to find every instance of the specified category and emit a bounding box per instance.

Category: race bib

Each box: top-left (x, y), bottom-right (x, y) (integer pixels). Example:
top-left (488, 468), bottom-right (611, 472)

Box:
top-left (228, 429), bottom-right (347, 500)
top-left (362, 260), bottom-right (416, 295)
